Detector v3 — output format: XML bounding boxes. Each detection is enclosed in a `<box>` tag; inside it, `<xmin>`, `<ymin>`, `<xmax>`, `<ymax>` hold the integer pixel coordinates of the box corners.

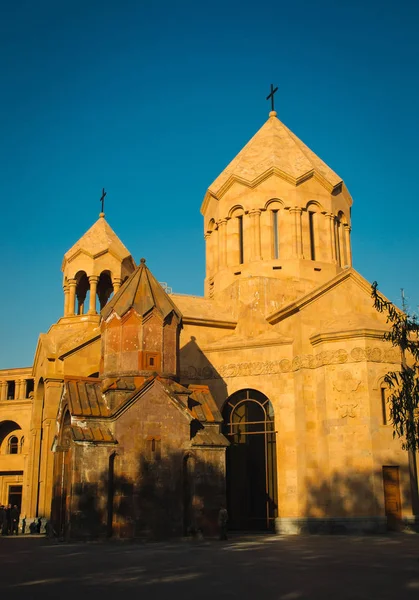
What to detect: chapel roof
<box><xmin>206</xmin><ymin>111</ymin><xmax>343</xmax><ymax>199</ymax></box>
<box><xmin>64</xmin><ymin>377</ymin><xmax>110</xmax><ymax>417</ymax></box>
<box><xmin>63</xmin><ymin>214</ymin><xmax>133</xmax><ymax>263</ymax></box>
<box><xmin>101</xmin><ymin>259</ymin><xmax>182</xmax><ymax>321</ymax></box>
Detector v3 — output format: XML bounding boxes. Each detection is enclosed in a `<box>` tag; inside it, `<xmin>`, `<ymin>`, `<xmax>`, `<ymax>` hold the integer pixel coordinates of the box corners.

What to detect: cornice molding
<box><xmin>182</xmin><ymin>316</ymin><xmax>236</xmax><ymax>330</ymax></box>
<box><xmin>310</xmin><ymin>328</ymin><xmax>389</xmax><ymax>346</ymax></box>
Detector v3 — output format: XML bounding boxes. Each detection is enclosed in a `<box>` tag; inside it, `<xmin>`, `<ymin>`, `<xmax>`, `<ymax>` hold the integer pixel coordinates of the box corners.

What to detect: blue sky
<box><xmin>0</xmin><ymin>0</ymin><xmax>418</xmax><ymax>368</ymax></box>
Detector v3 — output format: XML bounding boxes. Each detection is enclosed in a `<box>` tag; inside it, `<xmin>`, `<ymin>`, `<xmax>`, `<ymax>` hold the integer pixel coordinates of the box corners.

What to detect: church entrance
<box><xmin>222</xmin><ymin>389</ymin><xmax>277</xmax><ymax>531</ymax></box>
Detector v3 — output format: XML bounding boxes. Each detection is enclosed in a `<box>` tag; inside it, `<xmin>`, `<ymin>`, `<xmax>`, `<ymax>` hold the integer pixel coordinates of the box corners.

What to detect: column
<box><xmin>290</xmin><ymin>208</ymin><xmax>303</xmax><ymax>258</ymax></box>
<box><xmin>211</xmin><ymin>227</ymin><xmax>219</xmax><ymax>273</ymax></box>
<box><xmin>112</xmin><ymin>277</ymin><xmax>122</xmax><ymax>294</ymax></box>
<box><xmin>17</xmin><ymin>379</ymin><xmax>25</xmax><ymax>399</ymax></box>
<box><xmin>204</xmin><ymin>233</ymin><xmax>213</xmax><ymax>277</ymax></box>
<box><xmin>63</xmin><ymin>284</ymin><xmax>70</xmax><ymax>316</ymax></box>
<box><xmin>67</xmin><ymin>279</ymin><xmax>77</xmax><ymax>316</ymax></box>
<box><xmin>249</xmin><ymin>209</ymin><xmax>262</xmax><ymax>261</ymax></box>
<box><xmin>88</xmin><ymin>276</ymin><xmax>99</xmax><ymax>314</ymax></box>
<box><xmin>344</xmin><ymin>224</ymin><xmax>352</xmax><ymax>267</ymax></box>
<box><xmin>217</xmin><ymin>219</ymin><xmax>228</xmax><ymax>268</ymax></box>
<box><xmin>326</xmin><ymin>213</ymin><xmax>337</xmax><ymax>263</ymax></box>
<box><xmin>0</xmin><ymin>381</ymin><xmax>6</xmax><ymax>401</ymax></box>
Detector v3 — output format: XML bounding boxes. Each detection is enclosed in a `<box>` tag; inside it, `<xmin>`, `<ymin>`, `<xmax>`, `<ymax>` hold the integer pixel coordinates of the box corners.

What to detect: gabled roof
<box><xmin>63</xmin><ymin>214</ymin><xmax>133</xmax><ymax>263</ymax></box>
<box><xmin>266</xmin><ymin>268</ymin><xmax>388</xmax><ymax>326</ymax></box>
<box><xmin>206</xmin><ymin>111</ymin><xmax>343</xmax><ymax>201</ymax></box>
<box><xmin>102</xmin><ymin>259</ymin><xmax>182</xmax><ymax>321</ymax></box>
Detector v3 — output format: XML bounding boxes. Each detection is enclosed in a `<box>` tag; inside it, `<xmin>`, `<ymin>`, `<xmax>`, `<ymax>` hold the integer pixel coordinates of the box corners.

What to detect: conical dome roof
<box><xmin>101</xmin><ymin>259</ymin><xmax>182</xmax><ymax>321</ymax></box>
<box><xmin>64</xmin><ymin>214</ymin><xmax>132</xmax><ymax>263</ymax></box>
<box><xmin>207</xmin><ymin>111</ymin><xmax>343</xmax><ymax>200</ymax></box>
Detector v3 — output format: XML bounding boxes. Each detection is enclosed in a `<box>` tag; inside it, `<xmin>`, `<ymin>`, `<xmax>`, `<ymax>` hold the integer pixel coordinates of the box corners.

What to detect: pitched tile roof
<box><xmin>101</xmin><ymin>259</ymin><xmax>182</xmax><ymax>321</ymax></box>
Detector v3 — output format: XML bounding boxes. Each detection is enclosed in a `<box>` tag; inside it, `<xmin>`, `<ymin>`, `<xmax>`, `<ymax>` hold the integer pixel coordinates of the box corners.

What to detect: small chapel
<box><xmin>0</xmin><ymin>103</ymin><xmax>416</xmax><ymax>537</ymax></box>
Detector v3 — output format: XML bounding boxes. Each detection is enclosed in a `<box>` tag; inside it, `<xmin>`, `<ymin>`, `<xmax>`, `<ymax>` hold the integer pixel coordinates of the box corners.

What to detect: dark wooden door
<box><xmin>382</xmin><ymin>466</ymin><xmax>402</xmax><ymax>530</ymax></box>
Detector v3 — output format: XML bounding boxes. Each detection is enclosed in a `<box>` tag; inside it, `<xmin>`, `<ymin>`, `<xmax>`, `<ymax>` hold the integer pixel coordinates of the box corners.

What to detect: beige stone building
<box><xmin>0</xmin><ymin>109</ymin><xmax>416</xmax><ymax>535</ymax></box>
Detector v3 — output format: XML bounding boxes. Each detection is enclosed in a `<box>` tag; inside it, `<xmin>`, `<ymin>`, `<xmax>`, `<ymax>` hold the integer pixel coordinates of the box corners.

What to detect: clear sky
<box><xmin>0</xmin><ymin>0</ymin><xmax>418</xmax><ymax>368</ymax></box>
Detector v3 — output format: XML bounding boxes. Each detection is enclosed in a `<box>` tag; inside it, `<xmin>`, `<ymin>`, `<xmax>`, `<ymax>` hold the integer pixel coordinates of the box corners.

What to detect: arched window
<box><xmin>8</xmin><ymin>436</ymin><xmax>18</xmax><ymax>454</ymax></box>
<box><xmin>238</xmin><ymin>216</ymin><xmax>244</xmax><ymax>264</ymax></box>
<box><xmin>227</xmin><ymin>207</ymin><xmax>245</xmax><ymax>266</ymax></box>
<box><xmin>272</xmin><ymin>210</ymin><xmax>279</xmax><ymax>259</ymax></box>
<box><xmin>308</xmin><ymin>211</ymin><xmax>316</xmax><ymax>260</ymax></box>
<box><xmin>380</xmin><ymin>385</ymin><xmax>389</xmax><ymax>425</ymax></box>
<box><xmin>0</xmin><ymin>421</ymin><xmax>22</xmax><ymax>454</ymax></box>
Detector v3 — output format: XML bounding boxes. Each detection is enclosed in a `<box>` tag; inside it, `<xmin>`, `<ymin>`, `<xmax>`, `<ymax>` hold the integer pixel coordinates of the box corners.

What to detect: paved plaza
<box><xmin>1</xmin><ymin>533</ymin><xmax>419</xmax><ymax>599</ymax></box>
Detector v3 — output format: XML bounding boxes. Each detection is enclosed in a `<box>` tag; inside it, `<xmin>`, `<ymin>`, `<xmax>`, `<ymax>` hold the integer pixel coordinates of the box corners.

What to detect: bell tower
<box><xmin>201</xmin><ymin>110</ymin><xmax>353</xmax><ymax>302</ymax></box>
<box><xmin>61</xmin><ymin>211</ymin><xmax>136</xmax><ymax>319</ymax></box>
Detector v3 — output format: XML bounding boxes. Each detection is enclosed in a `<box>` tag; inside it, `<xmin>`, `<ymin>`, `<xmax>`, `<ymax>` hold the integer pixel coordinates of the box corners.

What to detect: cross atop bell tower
<box><xmin>266</xmin><ymin>83</ymin><xmax>278</xmax><ymax>113</ymax></box>
<box><xmin>99</xmin><ymin>188</ymin><xmax>107</xmax><ymax>217</ymax></box>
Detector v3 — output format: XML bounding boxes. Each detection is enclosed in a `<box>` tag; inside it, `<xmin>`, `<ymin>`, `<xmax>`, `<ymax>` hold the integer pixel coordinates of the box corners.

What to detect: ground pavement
<box><xmin>1</xmin><ymin>533</ymin><xmax>419</xmax><ymax>599</ymax></box>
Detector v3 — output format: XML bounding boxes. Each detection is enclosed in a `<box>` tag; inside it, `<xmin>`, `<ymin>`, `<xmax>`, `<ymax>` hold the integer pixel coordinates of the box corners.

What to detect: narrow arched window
<box><xmin>381</xmin><ymin>386</ymin><xmax>388</xmax><ymax>425</ymax></box>
<box><xmin>272</xmin><ymin>210</ymin><xmax>279</xmax><ymax>259</ymax></box>
<box><xmin>335</xmin><ymin>217</ymin><xmax>341</xmax><ymax>266</ymax></box>
<box><xmin>238</xmin><ymin>215</ymin><xmax>244</xmax><ymax>264</ymax></box>
<box><xmin>8</xmin><ymin>436</ymin><xmax>18</xmax><ymax>454</ymax></box>
<box><xmin>309</xmin><ymin>211</ymin><xmax>316</xmax><ymax>260</ymax></box>
<box><xmin>146</xmin><ymin>437</ymin><xmax>161</xmax><ymax>461</ymax></box>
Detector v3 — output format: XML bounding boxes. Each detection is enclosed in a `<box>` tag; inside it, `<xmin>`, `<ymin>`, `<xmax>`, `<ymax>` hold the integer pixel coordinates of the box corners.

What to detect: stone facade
<box><xmin>0</xmin><ymin>109</ymin><xmax>416</xmax><ymax>536</ymax></box>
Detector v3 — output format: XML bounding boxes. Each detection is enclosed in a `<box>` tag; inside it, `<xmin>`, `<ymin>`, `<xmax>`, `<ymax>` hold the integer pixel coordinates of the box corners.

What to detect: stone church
<box><xmin>0</xmin><ymin>108</ymin><xmax>415</xmax><ymax>537</ymax></box>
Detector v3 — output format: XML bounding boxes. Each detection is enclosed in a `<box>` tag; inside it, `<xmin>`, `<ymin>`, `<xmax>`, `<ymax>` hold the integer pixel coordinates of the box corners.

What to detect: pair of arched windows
<box><xmin>7</xmin><ymin>435</ymin><xmax>24</xmax><ymax>454</ymax></box>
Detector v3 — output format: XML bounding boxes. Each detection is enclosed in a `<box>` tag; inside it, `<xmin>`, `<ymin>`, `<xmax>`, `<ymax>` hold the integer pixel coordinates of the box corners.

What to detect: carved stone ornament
<box><xmin>180</xmin><ymin>346</ymin><xmax>400</xmax><ymax>381</ymax></box>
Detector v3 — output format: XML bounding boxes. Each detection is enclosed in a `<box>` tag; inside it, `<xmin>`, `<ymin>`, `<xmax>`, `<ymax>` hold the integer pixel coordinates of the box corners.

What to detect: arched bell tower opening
<box><xmin>222</xmin><ymin>389</ymin><xmax>278</xmax><ymax>531</ymax></box>
<box><xmin>75</xmin><ymin>271</ymin><xmax>89</xmax><ymax>315</ymax></box>
<box><xmin>97</xmin><ymin>270</ymin><xmax>114</xmax><ymax>310</ymax></box>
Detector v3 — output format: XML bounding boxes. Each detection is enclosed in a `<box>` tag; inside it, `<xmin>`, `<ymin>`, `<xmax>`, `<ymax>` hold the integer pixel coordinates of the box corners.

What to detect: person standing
<box><xmin>6</xmin><ymin>505</ymin><xmax>12</xmax><ymax>535</ymax></box>
<box><xmin>11</xmin><ymin>505</ymin><xmax>19</xmax><ymax>535</ymax></box>
<box><xmin>0</xmin><ymin>505</ymin><xmax>7</xmax><ymax>535</ymax></box>
<box><xmin>218</xmin><ymin>505</ymin><xmax>228</xmax><ymax>540</ymax></box>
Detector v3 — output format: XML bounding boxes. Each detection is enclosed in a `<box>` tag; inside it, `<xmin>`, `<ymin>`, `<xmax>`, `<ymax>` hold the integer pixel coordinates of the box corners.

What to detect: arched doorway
<box><xmin>222</xmin><ymin>389</ymin><xmax>278</xmax><ymax>531</ymax></box>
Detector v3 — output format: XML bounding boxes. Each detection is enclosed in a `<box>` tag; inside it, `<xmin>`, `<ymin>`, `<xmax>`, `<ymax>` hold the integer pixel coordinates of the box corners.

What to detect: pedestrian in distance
<box><xmin>11</xmin><ymin>505</ymin><xmax>19</xmax><ymax>535</ymax></box>
<box><xmin>218</xmin><ymin>505</ymin><xmax>228</xmax><ymax>540</ymax></box>
<box><xmin>0</xmin><ymin>505</ymin><xmax>7</xmax><ymax>536</ymax></box>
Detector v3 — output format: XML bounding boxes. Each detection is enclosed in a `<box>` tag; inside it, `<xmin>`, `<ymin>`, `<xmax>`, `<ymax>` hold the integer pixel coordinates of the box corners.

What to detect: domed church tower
<box><xmin>201</xmin><ymin>109</ymin><xmax>353</xmax><ymax>308</ymax></box>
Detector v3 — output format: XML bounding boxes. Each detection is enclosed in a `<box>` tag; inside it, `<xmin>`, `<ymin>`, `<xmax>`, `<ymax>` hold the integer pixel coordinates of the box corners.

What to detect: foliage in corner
<box><xmin>371</xmin><ymin>282</ymin><xmax>419</xmax><ymax>452</ymax></box>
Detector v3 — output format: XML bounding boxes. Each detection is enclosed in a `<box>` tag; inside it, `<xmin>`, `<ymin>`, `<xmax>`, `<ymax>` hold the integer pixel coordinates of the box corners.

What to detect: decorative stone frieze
<box><xmin>180</xmin><ymin>346</ymin><xmax>400</xmax><ymax>381</ymax></box>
